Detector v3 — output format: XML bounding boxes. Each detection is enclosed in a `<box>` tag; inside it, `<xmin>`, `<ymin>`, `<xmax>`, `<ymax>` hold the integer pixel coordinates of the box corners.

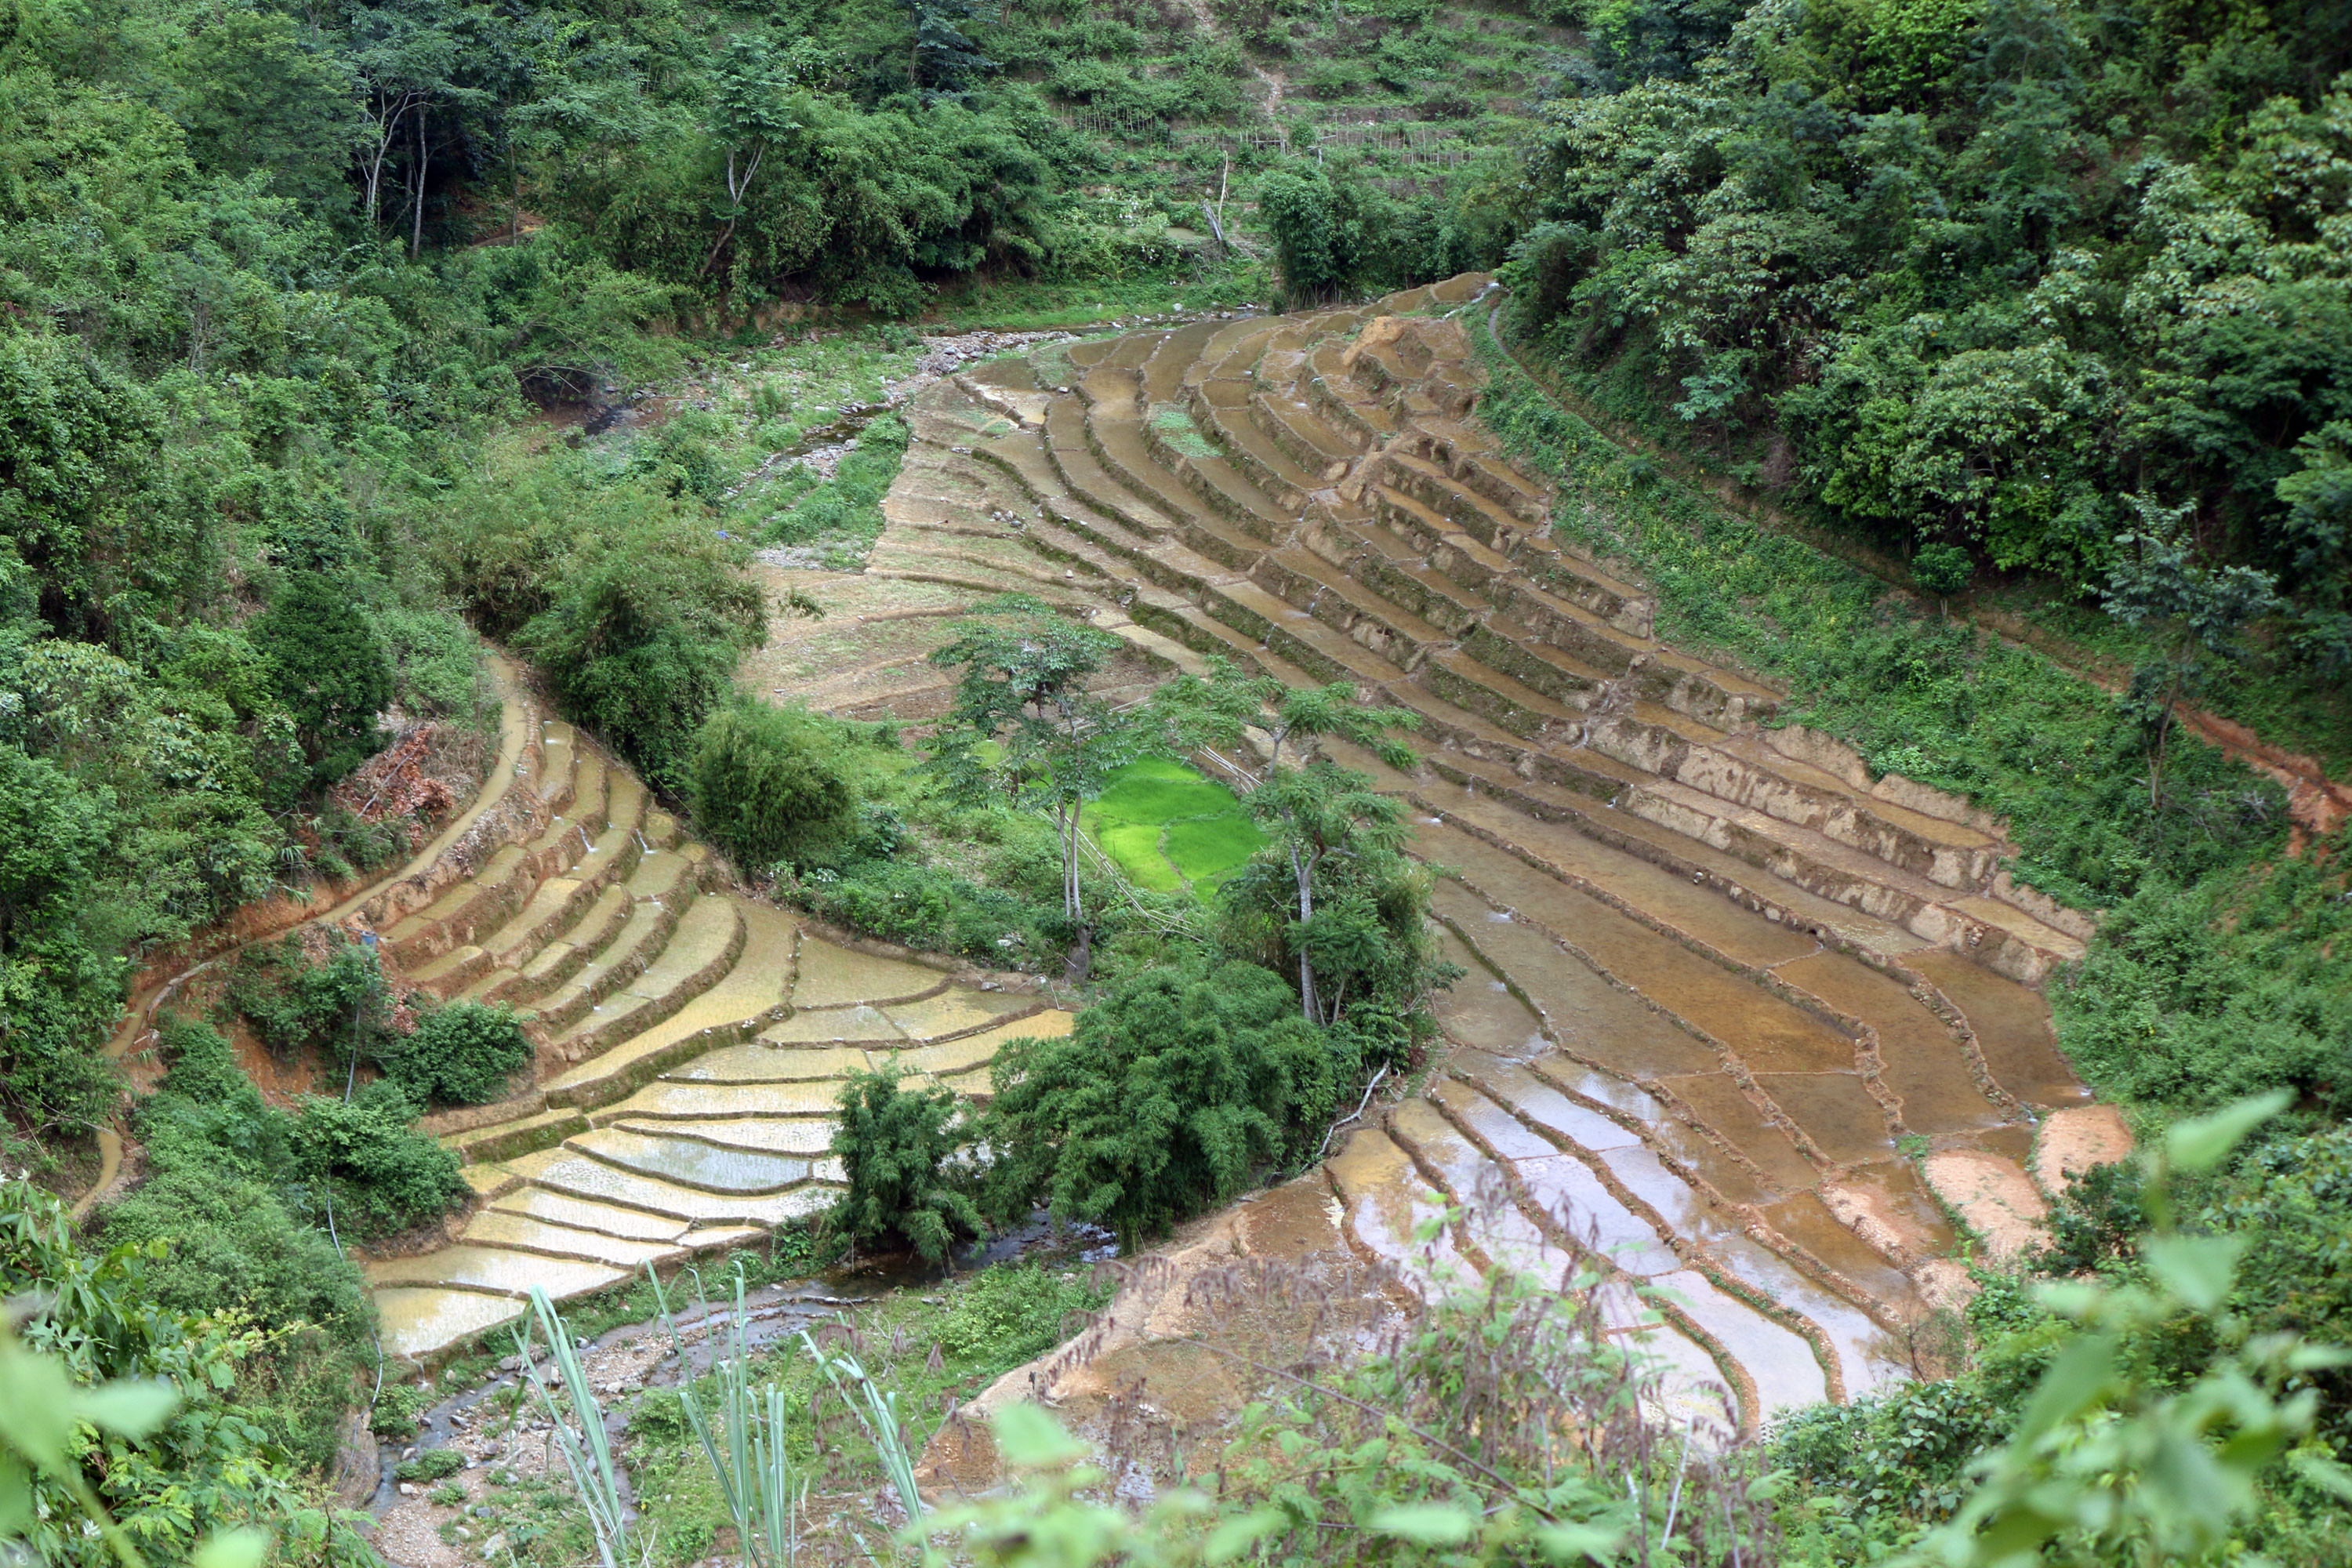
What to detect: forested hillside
<box><xmin>2</xmin><ymin>0</ymin><xmax>2350</xmax><ymax>1563</ymax></box>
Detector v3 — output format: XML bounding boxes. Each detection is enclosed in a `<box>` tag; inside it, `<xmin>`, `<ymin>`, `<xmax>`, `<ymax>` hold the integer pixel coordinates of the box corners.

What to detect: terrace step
<box><xmin>727</xmin><ymin>278</ymin><xmax>2117</xmax><ymax>1413</ymax></box>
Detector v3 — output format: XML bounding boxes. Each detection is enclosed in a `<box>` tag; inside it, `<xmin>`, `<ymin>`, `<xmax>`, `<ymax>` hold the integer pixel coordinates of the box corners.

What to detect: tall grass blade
<box><xmin>513</xmin><ymin>1286</ymin><xmax>643</xmax><ymax>1568</ymax></box>
<box><xmin>645</xmin><ymin>1262</ymin><xmax>800</xmax><ymax>1568</ymax></box>
<box><xmin>801</xmin><ymin>1329</ymin><xmax>925</xmax><ymax>1528</ymax></box>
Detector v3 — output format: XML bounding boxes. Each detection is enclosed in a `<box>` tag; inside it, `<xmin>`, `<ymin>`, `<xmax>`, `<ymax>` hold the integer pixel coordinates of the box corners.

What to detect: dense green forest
<box><xmin>3</xmin><ymin>0</ymin><xmax>2350</xmax><ymax>1562</ymax></box>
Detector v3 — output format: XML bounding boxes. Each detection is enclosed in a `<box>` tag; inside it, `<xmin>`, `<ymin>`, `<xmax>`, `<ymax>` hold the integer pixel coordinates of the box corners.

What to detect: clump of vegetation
<box><xmin>514</xmin><ymin>518</ymin><xmax>776</xmax><ymax>796</ymax></box>
<box><xmin>250</xmin><ymin>572</ymin><xmax>396</xmax><ymax>788</ymax></box>
<box><xmin>688</xmin><ymin>698</ymin><xmax>870</xmax><ymax>875</ymax></box>
<box><xmin>833</xmin><ymin>1064</ymin><xmax>985</xmax><ymax>1268</ymax></box>
<box><xmin>222</xmin><ymin>931</ymin><xmax>387</xmax><ymax>1063</ymax></box>
<box><xmin>759</xmin><ymin>412</ymin><xmax>912</xmax><ymax>566</ymax></box>
<box><xmin>375</xmin><ymin>1000</ymin><xmax>534</xmax><ymax>1108</ymax></box>
<box><xmin>981</xmin><ymin>957</ymin><xmax>1355</xmax><ymax>1247</ymax></box>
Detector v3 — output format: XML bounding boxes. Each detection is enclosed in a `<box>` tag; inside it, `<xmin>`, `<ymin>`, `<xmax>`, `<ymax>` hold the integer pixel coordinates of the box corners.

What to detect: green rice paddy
<box><xmin>1083</xmin><ymin>757</ymin><xmax>1265</xmax><ymax>898</ymax></box>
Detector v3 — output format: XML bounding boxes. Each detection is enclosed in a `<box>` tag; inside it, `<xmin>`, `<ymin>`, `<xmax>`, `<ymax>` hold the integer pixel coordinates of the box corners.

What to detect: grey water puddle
<box><xmin>371</xmin><ymin>1279</ymin><xmax>857</xmax><ymax>1518</ymax></box>
<box><xmin>372</xmin><ymin>1218</ymin><xmax>1120</xmax><ymax>1519</ymax></box>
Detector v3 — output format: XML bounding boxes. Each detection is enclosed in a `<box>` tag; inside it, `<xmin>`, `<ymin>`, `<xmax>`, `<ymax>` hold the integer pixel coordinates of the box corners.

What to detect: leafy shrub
<box><xmin>223</xmin><ymin>932</ymin><xmax>387</xmax><ymax>1062</ymax></box>
<box><xmin>372</xmin><ymin>1382</ymin><xmax>430</xmax><ymax>1441</ymax></box>
<box><xmin>932</xmin><ymin>1263</ymin><xmax>1104</xmax><ymax>1376</ymax></box>
<box><xmin>250</xmin><ymin>570</ymin><xmax>394</xmax><ymax>786</ymax></box>
<box><xmin>376</xmin><ymin>1000</ymin><xmax>532</xmax><ymax>1106</ymax></box>
<box><xmin>289</xmin><ymin>1080</ymin><xmax>466</xmax><ymax>1237</ymax></box>
<box><xmin>517</xmin><ymin>517</ymin><xmax>768</xmax><ymax>794</ymax></box>
<box><xmin>368</xmin><ymin>602</ymin><xmax>490</xmax><ymax>720</ymax></box>
<box><xmin>1913</xmin><ymin>541</ymin><xmax>1976</xmax><ymax>599</ymax></box>
<box><xmin>1258</xmin><ymin>166</ymin><xmax>1374</xmax><ymax>305</ymax></box>
<box><xmin>396</xmin><ymin>1448</ymin><xmax>466</xmax><ymax>1483</ymax></box>
<box><xmin>688</xmin><ymin>699</ymin><xmax>864</xmax><ymax>873</ymax></box>
<box><xmin>982</xmin><ymin>957</ymin><xmax>1356</xmax><ymax>1245</ymax></box>
<box><xmin>833</xmin><ymin>1065</ymin><xmax>984</xmax><ymax>1267</ymax></box>
<box><xmin>2052</xmin><ymin>862</ymin><xmax>2351</xmax><ymax>1116</ymax></box>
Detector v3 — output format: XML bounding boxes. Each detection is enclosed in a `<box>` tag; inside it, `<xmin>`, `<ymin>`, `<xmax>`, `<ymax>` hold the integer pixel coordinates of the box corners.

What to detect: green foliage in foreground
<box><xmin>2</xmin><ymin>1181</ymin><xmax>372</xmax><ymax>1567</ymax></box>
<box><xmin>1781</xmin><ymin>1097</ymin><xmax>2352</xmax><ymax>1568</ymax></box>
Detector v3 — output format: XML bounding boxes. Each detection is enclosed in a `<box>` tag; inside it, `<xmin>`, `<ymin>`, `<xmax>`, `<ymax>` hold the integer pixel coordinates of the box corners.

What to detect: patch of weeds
<box><xmin>396</xmin><ymin>1447</ymin><xmax>466</xmax><ymax>1483</ymax></box>
<box><xmin>627</xmin><ymin>1259</ymin><xmax>1111</xmax><ymax>1564</ymax></box>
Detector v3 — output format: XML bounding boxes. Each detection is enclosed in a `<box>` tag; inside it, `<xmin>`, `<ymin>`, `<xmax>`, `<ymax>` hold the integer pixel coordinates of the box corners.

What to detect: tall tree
<box><xmin>1152</xmin><ymin>663</ymin><xmax>1425</xmax><ymax>1025</ymax></box>
<box><xmin>927</xmin><ymin>596</ymin><xmax>1144</xmax><ymax>971</ymax></box>
<box><xmin>700</xmin><ymin>32</ymin><xmax>810</xmax><ymax>277</ymax></box>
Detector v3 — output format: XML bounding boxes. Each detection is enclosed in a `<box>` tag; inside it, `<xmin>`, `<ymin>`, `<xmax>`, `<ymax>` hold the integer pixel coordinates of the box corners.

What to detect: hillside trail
<box><xmin>759</xmin><ymin>273</ymin><xmax>2143</xmax><ymax>1472</ymax></box>
<box><xmin>1482</xmin><ymin>309</ymin><xmax>2352</xmax><ymax>846</ymax></box>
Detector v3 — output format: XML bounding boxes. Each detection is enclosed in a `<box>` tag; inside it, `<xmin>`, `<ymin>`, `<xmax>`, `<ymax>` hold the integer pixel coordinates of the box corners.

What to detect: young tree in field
<box><xmin>927</xmin><ymin>597</ymin><xmax>1147</xmax><ymax>971</ymax></box>
<box><xmin>1150</xmin><ymin>661</ymin><xmax>1433</xmax><ymax>1030</ymax></box>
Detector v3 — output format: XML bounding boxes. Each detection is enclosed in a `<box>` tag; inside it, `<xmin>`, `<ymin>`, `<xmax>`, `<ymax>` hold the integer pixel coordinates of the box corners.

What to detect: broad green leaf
<box><xmin>2162</xmin><ymin>1089</ymin><xmax>2290</xmax><ymax>1173</ymax></box>
<box><xmin>1367</xmin><ymin>1502</ymin><xmax>1476</xmax><ymax>1545</ymax></box>
<box><xmin>75</xmin><ymin>1381</ymin><xmax>181</xmax><ymax>1440</ymax></box>
<box><xmin>192</xmin><ymin>1528</ymin><xmax>272</xmax><ymax>1568</ymax></box>
<box><xmin>2288</xmin><ymin>1450</ymin><xmax>2352</xmax><ymax>1503</ymax></box>
<box><xmin>2141</xmin><ymin>1234</ymin><xmax>2244</xmax><ymax>1312</ymax></box>
<box><xmin>1533</xmin><ymin>1520</ymin><xmax>1624</xmax><ymax>1563</ymax></box>
<box><xmin>992</xmin><ymin>1403</ymin><xmax>1088</xmax><ymax>1470</ymax></box>
<box><xmin>0</xmin><ymin>1452</ymin><xmax>32</xmax><ymax>1539</ymax></box>
<box><xmin>1203</xmin><ymin>1506</ymin><xmax>1287</xmax><ymax>1563</ymax></box>
<box><xmin>2010</xmin><ymin>1332</ymin><xmax>2114</xmax><ymax>1446</ymax></box>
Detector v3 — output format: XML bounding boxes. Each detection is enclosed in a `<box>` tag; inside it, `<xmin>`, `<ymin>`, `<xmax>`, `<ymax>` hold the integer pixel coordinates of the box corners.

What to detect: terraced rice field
<box><xmin>90</xmin><ymin>658</ymin><xmax>1073</xmax><ymax>1366</ymax></box>
<box><xmin>768</xmin><ymin>273</ymin><xmax>2128</xmax><ymax>1432</ymax></box>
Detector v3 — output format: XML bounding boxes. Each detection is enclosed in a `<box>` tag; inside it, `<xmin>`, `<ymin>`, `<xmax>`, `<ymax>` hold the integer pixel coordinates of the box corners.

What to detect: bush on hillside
<box><xmin>376</xmin><ymin>1000</ymin><xmax>532</xmax><ymax>1106</ymax></box>
<box><xmin>222</xmin><ymin>931</ymin><xmax>388</xmax><ymax>1063</ymax></box>
<box><xmin>2052</xmin><ymin>862</ymin><xmax>2352</xmax><ymax>1116</ymax></box>
<box><xmin>982</xmin><ymin>958</ymin><xmax>1355</xmax><ymax>1245</ymax></box>
<box><xmin>517</xmin><ymin>517</ymin><xmax>768</xmax><ymax>794</ymax></box>
<box><xmin>833</xmin><ymin>1064</ymin><xmax>985</xmax><ymax>1267</ymax></box>
<box><xmin>289</xmin><ymin>1080</ymin><xmax>466</xmax><ymax>1237</ymax></box>
<box><xmin>688</xmin><ymin>698</ymin><xmax>863</xmax><ymax>873</ymax></box>
<box><xmin>5</xmin><ymin>1179</ymin><xmax>372</xmax><ymax>1559</ymax></box>
<box><xmin>250</xmin><ymin>571</ymin><xmax>394</xmax><ymax>786</ymax></box>
<box><xmin>100</xmin><ymin>1018</ymin><xmax>380</xmax><ymax>1471</ymax></box>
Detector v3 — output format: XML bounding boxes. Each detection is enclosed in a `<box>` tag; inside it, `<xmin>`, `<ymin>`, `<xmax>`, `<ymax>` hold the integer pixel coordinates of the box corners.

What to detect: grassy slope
<box><xmin>1085</xmin><ymin>758</ymin><xmax>1266</xmax><ymax>897</ymax></box>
